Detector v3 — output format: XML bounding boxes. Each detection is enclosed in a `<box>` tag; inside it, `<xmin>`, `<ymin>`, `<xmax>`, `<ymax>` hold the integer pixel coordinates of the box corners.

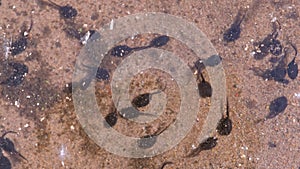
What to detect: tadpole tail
<box><xmin>132</xmin><ymin>45</ymin><xmax>151</xmax><ymax>51</ymax></box>
<box><xmin>1</xmin><ymin>131</ymin><xmax>17</xmax><ymax>138</ymax></box>
<box><xmin>150</xmin><ymin>82</ymin><xmax>167</xmax><ymax>96</ymax></box>
<box><xmin>185</xmin><ymin>145</ymin><xmax>203</xmax><ymax>158</ymax></box>
<box><xmin>271</xmin><ymin>20</ymin><xmax>281</xmax><ymax>38</ymax></box>
<box><xmin>288</xmin><ymin>42</ymin><xmax>298</xmax><ymax>57</ymax></box>
<box><xmin>46</xmin><ymin>0</ymin><xmax>61</xmax><ymax>9</ymax></box>
<box><xmin>236</xmin><ymin>9</ymin><xmax>247</xmax><ymax>26</ymax></box>
<box><xmin>226</xmin><ymin>97</ymin><xmax>230</xmax><ymax>117</ymax></box>
<box><xmin>159</xmin><ymin>161</ymin><xmax>173</xmax><ymax>169</ymax></box>
<box><xmin>27</xmin><ymin>19</ymin><xmax>34</xmax><ymax>35</ymax></box>
<box><xmin>233</xmin><ymin>8</ymin><xmax>248</xmax><ymax>27</ymax></box>
<box><xmin>200</xmin><ymin>73</ymin><xmax>206</xmax><ymax>82</ymax></box>
<box><xmin>17</xmin><ymin>152</ymin><xmax>28</xmax><ymax>162</ymax></box>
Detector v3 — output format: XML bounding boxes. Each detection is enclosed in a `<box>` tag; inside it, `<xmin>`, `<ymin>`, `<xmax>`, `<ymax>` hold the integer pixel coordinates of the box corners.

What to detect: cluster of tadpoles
<box><xmin>0</xmin><ymin>20</ymin><xmax>32</xmax><ymax>87</ymax></box>
<box><xmin>185</xmin><ymin>98</ymin><xmax>232</xmax><ymax>158</ymax></box>
<box><xmin>222</xmin><ymin>8</ymin><xmax>298</xmax><ymax>85</ymax></box>
<box><xmin>251</xmin><ymin>21</ymin><xmax>298</xmax><ymax>84</ymax></box>
<box><xmin>103</xmin><ymin>35</ymin><xmax>170</xmax><ymax>127</ymax></box>
<box><xmin>0</xmin><ymin>1</ymin><xmax>79</xmax><ymax>168</ymax></box>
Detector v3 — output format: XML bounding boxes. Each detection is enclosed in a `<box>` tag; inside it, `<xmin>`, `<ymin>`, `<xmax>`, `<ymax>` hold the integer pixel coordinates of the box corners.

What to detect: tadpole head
<box><xmin>1</xmin><ymin>138</ymin><xmax>17</xmax><ymax>154</ymax></box>
<box><xmin>270</xmin><ymin>67</ymin><xmax>288</xmax><ymax>84</ymax></box>
<box><xmin>104</xmin><ymin>112</ymin><xmax>118</xmax><ymax>127</ymax></box>
<box><xmin>198</xmin><ymin>82</ymin><xmax>212</xmax><ymax>98</ymax></box>
<box><xmin>149</xmin><ymin>35</ymin><xmax>170</xmax><ymax>47</ymax></box>
<box><xmin>198</xmin><ymin>74</ymin><xmax>212</xmax><ymax>98</ymax></box>
<box><xmin>216</xmin><ymin>117</ymin><xmax>232</xmax><ymax>135</ymax></box>
<box><xmin>111</xmin><ymin>45</ymin><xmax>133</xmax><ymax>57</ymax></box>
<box><xmin>59</xmin><ymin>5</ymin><xmax>78</xmax><ymax>19</ymax></box>
<box><xmin>223</xmin><ymin>26</ymin><xmax>241</xmax><ymax>42</ymax></box>
<box><xmin>131</xmin><ymin>93</ymin><xmax>150</xmax><ymax>108</ymax></box>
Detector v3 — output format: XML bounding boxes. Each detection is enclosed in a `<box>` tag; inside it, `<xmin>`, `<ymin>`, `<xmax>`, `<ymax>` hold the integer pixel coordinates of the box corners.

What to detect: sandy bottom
<box><xmin>0</xmin><ymin>0</ymin><xmax>299</xmax><ymax>169</ymax></box>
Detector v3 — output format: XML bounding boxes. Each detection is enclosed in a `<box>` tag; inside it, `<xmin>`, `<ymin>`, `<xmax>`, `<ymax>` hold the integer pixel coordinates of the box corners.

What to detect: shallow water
<box><xmin>0</xmin><ymin>0</ymin><xmax>299</xmax><ymax>169</ymax></box>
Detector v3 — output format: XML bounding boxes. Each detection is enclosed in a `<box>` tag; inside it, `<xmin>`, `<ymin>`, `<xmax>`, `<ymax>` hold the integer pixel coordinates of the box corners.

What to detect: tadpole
<box><xmin>10</xmin><ymin>20</ymin><xmax>33</xmax><ymax>56</ymax></box>
<box><xmin>186</xmin><ymin>137</ymin><xmax>218</xmax><ymax>157</ymax></box>
<box><xmin>46</xmin><ymin>0</ymin><xmax>78</xmax><ymax>19</ymax></box>
<box><xmin>131</xmin><ymin>88</ymin><xmax>165</xmax><ymax>108</ymax></box>
<box><xmin>216</xmin><ymin>98</ymin><xmax>232</xmax><ymax>135</ymax></box>
<box><xmin>223</xmin><ymin>9</ymin><xmax>246</xmax><ymax>42</ymax></box>
<box><xmin>266</xmin><ymin>96</ymin><xmax>288</xmax><ymax>119</ymax></box>
<box><xmin>287</xmin><ymin>43</ymin><xmax>298</xmax><ymax>80</ymax></box>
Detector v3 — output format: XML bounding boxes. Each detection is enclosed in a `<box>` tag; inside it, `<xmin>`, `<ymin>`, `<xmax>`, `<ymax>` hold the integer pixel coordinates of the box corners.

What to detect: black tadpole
<box><xmin>287</xmin><ymin>43</ymin><xmax>298</xmax><ymax>80</ymax></box>
<box><xmin>186</xmin><ymin>137</ymin><xmax>218</xmax><ymax>157</ymax></box>
<box><xmin>266</xmin><ymin>96</ymin><xmax>288</xmax><ymax>119</ymax></box>
<box><xmin>47</xmin><ymin>0</ymin><xmax>77</xmax><ymax>19</ymax></box>
<box><xmin>10</xmin><ymin>20</ymin><xmax>33</xmax><ymax>56</ymax></box>
<box><xmin>217</xmin><ymin>98</ymin><xmax>232</xmax><ymax>135</ymax></box>
<box><xmin>288</xmin><ymin>57</ymin><xmax>298</xmax><ymax>79</ymax></box>
<box><xmin>223</xmin><ymin>9</ymin><xmax>246</xmax><ymax>42</ymax></box>
<box><xmin>131</xmin><ymin>88</ymin><xmax>165</xmax><ymax>108</ymax></box>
